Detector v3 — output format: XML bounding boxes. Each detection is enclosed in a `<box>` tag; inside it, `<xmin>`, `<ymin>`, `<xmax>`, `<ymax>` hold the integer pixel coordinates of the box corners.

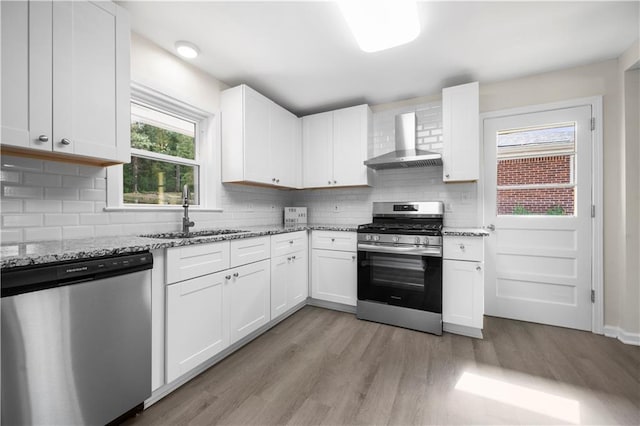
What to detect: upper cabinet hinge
<box><xmin>591</xmin><ymin>289</ymin><xmax>595</xmax><ymax>303</ymax></box>
<box><xmin>591</xmin><ymin>205</ymin><xmax>596</xmax><ymax>218</ymax></box>
<box><xmin>591</xmin><ymin>117</ymin><xmax>596</xmax><ymax>131</ymax></box>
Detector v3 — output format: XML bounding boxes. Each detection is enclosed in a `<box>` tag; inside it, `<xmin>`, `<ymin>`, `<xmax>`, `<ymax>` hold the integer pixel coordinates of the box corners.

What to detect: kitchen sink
<box><xmin>141</xmin><ymin>229</ymin><xmax>248</xmax><ymax>239</ymax></box>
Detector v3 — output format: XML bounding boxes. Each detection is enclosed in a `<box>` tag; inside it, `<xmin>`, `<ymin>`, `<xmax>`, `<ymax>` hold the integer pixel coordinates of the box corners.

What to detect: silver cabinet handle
<box><xmin>331</xmin><ymin>238</ymin><xmax>335</xmax><ymax>242</ymax></box>
<box><xmin>476</xmin><ymin>265</ymin><xmax>482</xmax><ymax>271</ymax></box>
<box><xmin>289</xmin><ymin>240</ymin><xmax>294</xmax><ymax>244</ymax></box>
<box><xmin>327</xmin><ymin>180</ymin><xmax>331</xmax><ymax>185</ymax></box>
<box><xmin>459</xmin><ymin>243</ymin><xmax>465</xmax><ymax>250</ymax></box>
<box><xmin>287</xmin><ymin>257</ymin><xmax>292</xmax><ymax>261</ymax></box>
<box><xmin>233</xmin><ymin>272</ymin><xmax>239</xmax><ymax>278</ymax></box>
<box><xmin>352</xmin><ymin>255</ymin><xmax>356</xmax><ymax>260</ymax></box>
<box><xmin>60</xmin><ymin>138</ymin><xmax>71</xmax><ymax>145</ymax></box>
<box><xmin>38</xmin><ymin>135</ymin><xmax>49</xmax><ymax>142</ymax></box>
<box><xmin>225</xmin><ymin>275</ymin><xmax>231</xmax><ymax>280</ymax></box>
<box><xmin>333</xmin><ymin>180</ymin><xmax>337</xmax><ymax>184</ymax></box>
<box><xmin>486</xmin><ymin>224</ymin><xmax>495</xmax><ymax>231</ymax></box>
<box><xmin>276</xmin><ymin>178</ymin><xmax>280</xmax><ymax>183</ymax></box>
<box><xmin>445</xmin><ymin>173</ymin><xmax>450</xmax><ymax>178</ymax></box>
<box><xmin>292</xmin><ymin>255</ymin><xmax>296</xmax><ymax>260</ymax></box>
<box><xmin>272</xmin><ymin>178</ymin><xmax>276</xmax><ymax>182</ymax></box>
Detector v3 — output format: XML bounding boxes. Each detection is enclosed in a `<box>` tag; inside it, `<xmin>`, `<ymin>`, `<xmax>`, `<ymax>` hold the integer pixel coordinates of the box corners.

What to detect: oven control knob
<box><xmin>373</xmin><ymin>235</ymin><xmax>380</xmax><ymax>241</ymax></box>
<box><xmin>415</xmin><ymin>236</ymin><xmax>421</xmax><ymax>244</ymax></box>
<box><xmin>392</xmin><ymin>236</ymin><xmax>399</xmax><ymax>243</ymax></box>
<box><xmin>365</xmin><ymin>234</ymin><xmax>372</xmax><ymax>241</ymax></box>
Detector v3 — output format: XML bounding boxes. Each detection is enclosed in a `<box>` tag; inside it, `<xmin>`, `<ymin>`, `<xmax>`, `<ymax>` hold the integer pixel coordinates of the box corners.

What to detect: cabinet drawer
<box><xmin>444</xmin><ymin>236</ymin><xmax>484</xmax><ymax>261</ymax></box>
<box><xmin>230</xmin><ymin>236</ymin><xmax>270</xmax><ymax>268</ymax></box>
<box><xmin>271</xmin><ymin>231</ymin><xmax>307</xmax><ymax>256</ymax></box>
<box><xmin>311</xmin><ymin>230</ymin><xmax>357</xmax><ymax>252</ymax></box>
<box><xmin>166</xmin><ymin>241</ymin><xmax>230</xmax><ymax>284</ymax></box>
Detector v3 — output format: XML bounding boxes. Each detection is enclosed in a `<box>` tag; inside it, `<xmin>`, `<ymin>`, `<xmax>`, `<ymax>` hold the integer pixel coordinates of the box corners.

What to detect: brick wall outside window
<box><xmin>497</xmin><ymin>155</ymin><xmax>574</xmax><ymax>215</ymax></box>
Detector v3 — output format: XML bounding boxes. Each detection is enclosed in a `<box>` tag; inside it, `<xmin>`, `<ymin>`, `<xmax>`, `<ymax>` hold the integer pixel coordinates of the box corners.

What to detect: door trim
<box><xmin>478</xmin><ymin>96</ymin><xmax>603</xmax><ymax>334</ymax></box>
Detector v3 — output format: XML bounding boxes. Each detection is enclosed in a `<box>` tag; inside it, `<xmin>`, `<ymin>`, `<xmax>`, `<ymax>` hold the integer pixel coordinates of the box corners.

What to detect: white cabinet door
<box><xmin>0</xmin><ymin>0</ymin><xmax>52</xmax><ymax>151</ymax></box>
<box><xmin>270</xmin><ymin>105</ymin><xmax>298</xmax><ymax>187</ymax></box>
<box><xmin>311</xmin><ymin>249</ymin><xmax>357</xmax><ymax>306</ymax></box>
<box><xmin>333</xmin><ymin>105</ymin><xmax>370</xmax><ymax>186</ymax></box>
<box><xmin>442</xmin><ymin>81</ymin><xmax>479</xmax><ymax>182</ymax></box>
<box><xmin>443</xmin><ymin>259</ymin><xmax>484</xmax><ymax>329</ymax></box>
<box><xmin>288</xmin><ymin>250</ymin><xmax>309</xmax><ymax>306</ymax></box>
<box><xmin>1</xmin><ymin>0</ymin><xmax>130</xmax><ymax>164</ymax></box>
<box><xmin>302</xmin><ymin>111</ymin><xmax>333</xmax><ymax>188</ymax></box>
<box><xmin>270</xmin><ymin>254</ymin><xmax>290</xmax><ymax>320</ymax></box>
<box><xmin>166</xmin><ymin>270</ymin><xmax>229</xmax><ymax>383</ymax></box>
<box><xmin>243</xmin><ymin>87</ymin><xmax>271</xmax><ymax>184</ymax></box>
<box><xmin>227</xmin><ymin>259</ymin><xmax>271</xmax><ymax>344</ymax></box>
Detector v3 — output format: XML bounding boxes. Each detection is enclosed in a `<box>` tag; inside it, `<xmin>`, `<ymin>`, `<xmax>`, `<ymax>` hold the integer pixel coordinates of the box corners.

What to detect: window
<box><xmin>126</xmin><ymin>102</ymin><xmax>199</xmax><ymax>205</ymax></box>
<box><xmin>496</xmin><ymin>123</ymin><xmax>576</xmax><ymax>216</ymax></box>
<box><xmin>106</xmin><ymin>83</ymin><xmax>218</xmax><ymax>211</ymax></box>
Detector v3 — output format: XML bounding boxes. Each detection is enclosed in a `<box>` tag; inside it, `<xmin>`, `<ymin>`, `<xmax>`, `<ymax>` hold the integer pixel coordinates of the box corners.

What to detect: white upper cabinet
<box><xmin>442</xmin><ymin>81</ymin><xmax>479</xmax><ymax>182</ymax></box>
<box><xmin>302</xmin><ymin>104</ymin><xmax>371</xmax><ymax>188</ymax></box>
<box><xmin>0</xmin><ymin>0</ymin><xmax>130</xmax><ymax>166</ymax></box>
<box><xmin>221</xmin><ymin>84</ymin><xmax>301</xmax><ymax>189</ymax></box>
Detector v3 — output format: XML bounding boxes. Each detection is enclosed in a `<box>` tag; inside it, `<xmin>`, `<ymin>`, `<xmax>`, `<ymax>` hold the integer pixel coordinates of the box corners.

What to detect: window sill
<box><xmin>103</xmin><ymin>206</ymin><xmax>223</xmax><ymax>213</ymax></box>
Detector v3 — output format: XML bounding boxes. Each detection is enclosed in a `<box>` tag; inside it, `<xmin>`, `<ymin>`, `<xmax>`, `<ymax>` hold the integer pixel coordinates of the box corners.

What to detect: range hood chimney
<box><xmin>364</xmin><ymin>112</ymin><xmax>442</xmax><ymax>170</ymax></box>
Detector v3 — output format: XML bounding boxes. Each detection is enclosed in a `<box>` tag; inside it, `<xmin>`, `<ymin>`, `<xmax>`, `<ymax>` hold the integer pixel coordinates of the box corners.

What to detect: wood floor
<box><xmin>126</xmin><ymin>306</ymin><xmax>640</xmax><ymax>425</ymax></box>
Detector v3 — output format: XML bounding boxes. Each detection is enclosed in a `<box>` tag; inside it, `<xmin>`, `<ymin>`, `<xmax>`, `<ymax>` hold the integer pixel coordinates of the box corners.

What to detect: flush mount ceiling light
<box><xmin>175</xmin><ymin>41</ymin><xmax>200</xmax><ymax>59</ymax></box>
<box><xmin>338</xmin><ymin>0</ymin><xmax>421</xmax><ymax>53</ymax></box>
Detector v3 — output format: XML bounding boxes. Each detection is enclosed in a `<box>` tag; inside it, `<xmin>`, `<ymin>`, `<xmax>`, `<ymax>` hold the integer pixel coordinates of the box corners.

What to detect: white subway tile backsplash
<box><xmin>79</xmin><ymin>189</ymin><xmax>105</xmax><ymax>201</ymax></box>
<box><xmin>2</xmin><ymin>185</ymin><xmax>43</xmax><ymax>199</ymax></box>
<box><xmin>45</xmin><ymin>214</ymin><xmax>79</xmax><ymax>226</ymax></box>
<box><xmin>0</xmin><ymin>170</ymin><xmax>21</xmax><ymax>183</ymax></box>
<box><xmin>78</xmin><ymin>165</ymin><xmax>106</xmax><ymax>178</ymax></box>
<box><xmin>63</xmin><ymin>226</ymin><xmax>95</xmax><ymax>240</ymax></box>
<box><xmin>23</xmin><ymin>172</ymin><xmax>62</xmax><ymax>187</ymax></box>
<box><xmin>44</xmin><ymin>162</ymin><xmax>79</xmax><ymax>176</ymax></box>
<box><xmin>3</xmin><ymin>214</ymin><xmax>42</xmax><ymax>228</ymax></box>
<box><xmin>62</xmin><ymin>201</ymin><xmax>95</xmax><ymax>213</ymax></box>
<box><xmin>94</xmin><ymin>224</ymin><xmax>124</xmax><ymax>237</ymax></box>
<box><xmin>94</xmin><ymin>178</ymin><xmax>106</xmax><ymax>190</ymax></box>
<box><xmin>1</xmin><ymin>229</ymin><xmax>23</xmax><ymax>244</ymax></box>
<box><xmin>63</xmin><ymin>175</ymin><xmax>94</xmax><ymax>188</ymax></box>
<box><xmin>24</xmin><ymin>227</ymin><xmax>62</xmax><ymax>242</ymax></box>
<box><xmin>1</xmin><ymin>199</ymin><xmax>23</xmax><ymax>213</ymax></box>
<box><xmin>79</xmin><ymin>213</ymin><xmax>110</xmax><ymax>225</ymax></box>
<box><xmin>45</xmin><ymin>187</ymin><xmax>78</xmax><ymax>200</ymax></box>
<box><xmin>25</xmin><ymin>200</ymin><xmax>62</xmax><ymax>213</ymax></box>
<box><xmin>1</xmin><ymin>156</ymin><xmax>42</xmax><ymax>172</ymax></box>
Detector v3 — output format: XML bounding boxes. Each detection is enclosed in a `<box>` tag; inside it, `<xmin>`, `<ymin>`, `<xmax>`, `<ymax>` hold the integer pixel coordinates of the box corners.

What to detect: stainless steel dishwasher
<box><xmin>1</xmin><ymin>251</ymin><xmax>153</xmax><ymax>425</ymax></box>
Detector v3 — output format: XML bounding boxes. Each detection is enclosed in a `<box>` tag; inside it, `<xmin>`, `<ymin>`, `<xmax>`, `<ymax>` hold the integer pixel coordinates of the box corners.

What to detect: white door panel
<box><xmin>483</xmin><ymin>105</ymin><xmax>592</xmax><ymax>331</ymax></box>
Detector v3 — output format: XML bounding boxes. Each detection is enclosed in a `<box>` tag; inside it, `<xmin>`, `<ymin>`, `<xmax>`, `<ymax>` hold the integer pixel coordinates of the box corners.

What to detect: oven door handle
<box><xmin>357</xmin><ymin>243</ymin><xmax>442</xmax><ymax>257</ymax></box>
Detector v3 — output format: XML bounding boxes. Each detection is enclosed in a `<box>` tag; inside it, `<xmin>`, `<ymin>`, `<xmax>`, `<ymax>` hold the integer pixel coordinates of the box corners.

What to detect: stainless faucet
<box><xmin>182</xmin><ymin>184</ymin><xmax>195</xmax><ymax>234</ymax></box>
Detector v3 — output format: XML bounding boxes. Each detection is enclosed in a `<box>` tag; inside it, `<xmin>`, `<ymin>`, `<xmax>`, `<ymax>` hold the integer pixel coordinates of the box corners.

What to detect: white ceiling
<box><xmin>118</xmin><ymin>1</ymin><xmax>639</xmax><ymax>116</ymax></box>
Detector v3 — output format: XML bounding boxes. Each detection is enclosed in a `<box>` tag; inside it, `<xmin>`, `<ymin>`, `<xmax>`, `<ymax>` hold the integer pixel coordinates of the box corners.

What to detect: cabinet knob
<box><xmin>459</xmin><ymin>243</ymin><xmax>465</xmax><ymax>250</ymax></box>
<box><xmin>289</xmin><ymin>240</ymin><xmax>293</xmax><ymax>244</ymax></box>
<box><xmin>328</xmin><ymin>180</ymin><xmax>331</xmax><ymax>185</ymax></box>
<box><xmin>287</xmin><ymin>257</ymin><xmax>292</xmax><ymax>261</ymax></box>
<box><xmin>445</xmin><ymin>173</ymin><xmax>450</xmax><ymax>178</ymax></box>
<box><xmin>352</xmin><ymin>255</ymin><xmax>356</xmax><ymax>260</ymax></box>
<box><xmin>233</xmin><ymin>272</ymin><xmax>239</xmax><ymax>278</ymax></box>
<box><xmin>333</xmin><ymin>180</ymin><xmax>337</xmax><ymax>184</ymax></box>
<box><xmin>331</xmin><ymin>238</ymin><xmax>335</xmax><ymax>242</ymax></box>
<box><xmin>272</xmin><ymin>178</ymin><xmax>276</xmax><ymax>182</ymax></box>
<box><xmin>276</xmin><ymin>178</ymin><xmax>280</xmax><ymax>183</ymax></box>
<box><xmin>60</xmin><ymin>138</ymin><xmax>71</xmax><ymax>145</ymax></box>
<box><xmin>292</xmin><ymin>255</ymin><xmax>296</xmax><ymax>260</ymax></box>
<box><xmin>37</xmin><ymin>135</ymin><xmax>49</xmax><ymax>142</ymax></box>
<box><xmin>476</xmin><ymin>266</ymin><xmax>482</xmax><ymax>271</ymax></box>
<box><xmin>225</xmin><ymin>275</ymin><xmax>231</xmax><ymax>280</ymax></box>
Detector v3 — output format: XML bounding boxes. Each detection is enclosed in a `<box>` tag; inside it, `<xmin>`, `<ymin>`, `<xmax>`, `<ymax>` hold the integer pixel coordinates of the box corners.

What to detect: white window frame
<box><xmin>106</xmin><ymin>82</ymin><xmax>221</xmax><ymax>211</ymax></box>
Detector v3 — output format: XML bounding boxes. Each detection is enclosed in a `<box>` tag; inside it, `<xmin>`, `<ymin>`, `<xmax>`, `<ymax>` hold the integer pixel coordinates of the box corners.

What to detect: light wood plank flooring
<box><xmin>126</xmin><ymin>306</ymin><xmax>640</xmax><ymax>425</ymax></box>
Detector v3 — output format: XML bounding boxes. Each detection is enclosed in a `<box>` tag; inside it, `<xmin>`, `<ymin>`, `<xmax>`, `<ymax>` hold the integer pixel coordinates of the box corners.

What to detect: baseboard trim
<box><xmin>307</xmin><ymin>298</ymin><xmax>356</xmax><ymax>314</ymax></box>
<box><xmin>603</xmin><ymin>325</ymin><xmax>640</xmax><ymax>346</ymax></box>
<box><xmin>443</xmin><ymin>322</ymin><xmax>483</xmax><ymax>339</ymax></box>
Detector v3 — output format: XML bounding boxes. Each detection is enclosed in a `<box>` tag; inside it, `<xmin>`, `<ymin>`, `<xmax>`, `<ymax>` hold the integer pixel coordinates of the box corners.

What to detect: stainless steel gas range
<box><xmin>356</xmin><ymin>201</ymin><xmax>444</xmax><ymax>335</ymax></box>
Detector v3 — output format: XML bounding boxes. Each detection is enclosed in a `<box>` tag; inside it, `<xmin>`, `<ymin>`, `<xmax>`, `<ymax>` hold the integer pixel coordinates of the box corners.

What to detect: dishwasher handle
<box><xmin>1</xmin><ymin>251</ymin><xmax>153</xmax><ymax>298</ymax></box>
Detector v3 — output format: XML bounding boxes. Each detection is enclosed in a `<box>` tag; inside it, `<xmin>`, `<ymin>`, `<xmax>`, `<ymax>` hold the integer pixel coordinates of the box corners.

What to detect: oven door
<box><xmin>357</xmin><ymin>245</ymin><xmax>442</xmax><ymax>313</ymax></box>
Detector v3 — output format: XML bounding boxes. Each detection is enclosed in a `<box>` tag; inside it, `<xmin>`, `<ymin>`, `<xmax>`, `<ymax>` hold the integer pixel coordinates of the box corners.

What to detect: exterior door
<box><xmin>483</xmin><ymin>105</ymin><xmax>593</xmax><ymax>330</ymax></box>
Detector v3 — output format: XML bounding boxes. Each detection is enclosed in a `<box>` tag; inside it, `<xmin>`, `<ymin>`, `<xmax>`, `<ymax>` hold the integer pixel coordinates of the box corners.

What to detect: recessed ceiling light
<box><xmin>175</xmin><ymin>41</ymin><xmax>200</xmax><ymax>59</ymax></box>
<box><xmin>338</xmin><ymin>0</ymin><xmax>421</xmax><ymax>53</ymax></box>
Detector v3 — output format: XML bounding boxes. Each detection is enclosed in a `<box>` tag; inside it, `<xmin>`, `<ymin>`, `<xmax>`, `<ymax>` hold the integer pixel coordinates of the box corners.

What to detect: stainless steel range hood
<box><xmin>364</xmin><ymin>112</ymin><xmax>442</xmax><ymax>170</ymax></box>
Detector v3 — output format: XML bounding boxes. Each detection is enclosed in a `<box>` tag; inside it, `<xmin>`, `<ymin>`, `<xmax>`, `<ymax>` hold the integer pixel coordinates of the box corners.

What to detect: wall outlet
<box><xmin>445</xmin><ymin>203</ymin><xmax>454</xmax><ymax>212</ymax></box>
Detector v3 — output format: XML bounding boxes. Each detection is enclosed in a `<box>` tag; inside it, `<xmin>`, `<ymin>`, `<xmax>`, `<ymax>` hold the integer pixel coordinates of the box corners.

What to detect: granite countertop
<box><xmin>442</xmin><ymin>227</ymin><xmax>490</xmax><ymax>237</ymax></box>
<box><xmin>0</xmin><ymin>224</ymin><xmax>359</xmax><ymax>269</ymax></box>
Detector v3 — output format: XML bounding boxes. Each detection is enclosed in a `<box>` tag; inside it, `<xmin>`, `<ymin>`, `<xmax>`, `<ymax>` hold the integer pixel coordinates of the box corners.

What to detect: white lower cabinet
<box><xmin>443</xmin><ymin>260</ymin><xmax>484</xmax><ymax>328</ymax></box>
<box><xmin>227</xmin><ymin>259</ymin><xmax>271</xmax><ymax>344</ymax></box>
<box><xmin>166</xmin><ymin>270</ymin><xmax>228</xmax><ymax>383</ymax></box>
<box><xmin>271</xmin><ymin>250</ymin><xmax>308</xmax><ymax>320</ymax></box>
<box><xmin>443</xmin><ymin>236</ymin><xmax>485</xmax><ymax>334</ymax></box>
<box><xmin>311</xmin><ymin>247</ymin><xmax>357</xmax><ymax>306</ymax></box>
